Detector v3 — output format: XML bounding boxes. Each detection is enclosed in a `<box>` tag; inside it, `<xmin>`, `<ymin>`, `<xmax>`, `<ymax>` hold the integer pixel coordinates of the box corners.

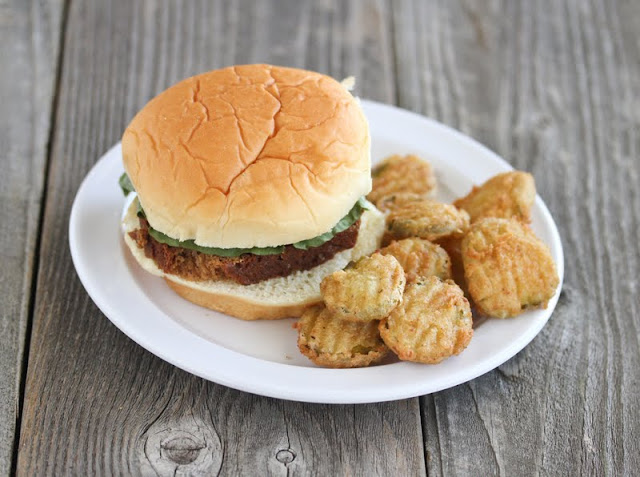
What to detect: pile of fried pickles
<box><xmin>295</xmin><ymin>155</ymin><xmax>559</xmax><ymax>368</ymax></box>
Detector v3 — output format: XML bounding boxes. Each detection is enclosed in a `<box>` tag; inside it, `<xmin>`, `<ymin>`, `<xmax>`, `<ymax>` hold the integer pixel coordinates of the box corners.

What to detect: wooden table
<box><xmin>3</xmin><ymin>1</ymin><xmax>638</xmax><ymax>475</ymax></box>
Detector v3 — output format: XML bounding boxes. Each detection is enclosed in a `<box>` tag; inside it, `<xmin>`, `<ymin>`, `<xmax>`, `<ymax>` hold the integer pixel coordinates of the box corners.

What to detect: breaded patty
<box><xmin>129</xmin><ymin>217</ymin><xmax>360</xmax><ymax>285</ymax></box>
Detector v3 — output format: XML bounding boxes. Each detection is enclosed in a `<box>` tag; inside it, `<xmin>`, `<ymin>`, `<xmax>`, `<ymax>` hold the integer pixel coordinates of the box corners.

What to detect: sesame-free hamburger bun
<box><xmin>121</xmin><ymin>64</ymin><xmax>383</xmax><ymax>319</ymax></box>
<box><xmin>122</xmin><ymin>64</ymin><xmax>371</xmax><ymax>248</ymax></box>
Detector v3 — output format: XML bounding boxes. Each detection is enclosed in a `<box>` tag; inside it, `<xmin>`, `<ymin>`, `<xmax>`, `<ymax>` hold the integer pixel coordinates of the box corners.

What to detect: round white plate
<box><xmin>69</xmin><ymin>100</ymin><xmax>564</xmax><ymax>404</ymax></box>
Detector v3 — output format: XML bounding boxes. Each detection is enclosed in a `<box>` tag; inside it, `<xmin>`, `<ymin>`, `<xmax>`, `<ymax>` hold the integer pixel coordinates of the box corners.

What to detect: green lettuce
<box><xmin>147</xmin><ymin>227</ymin><xmax>286</xmax><ymax>257</ymax></box>
<box><xmin>291</xmin><ymin>197</ymin><xmax>369</xmax><ymax>250</ymax></box>
<box><xmin>119</xmin><ymin>172</ymin><xmax>135</xmax><ymax>196</ymax></box>
<box><xmin>120</xmin><ymin>173</ymin><xmax>370</xmax><ymax>257</ymax></box>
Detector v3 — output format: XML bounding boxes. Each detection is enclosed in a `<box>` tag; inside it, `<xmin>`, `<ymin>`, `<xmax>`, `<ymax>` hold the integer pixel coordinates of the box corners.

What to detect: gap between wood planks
<box><xmin>11</xmin><ymin>1</ymin><xmax>427</xmax><ymax>473</ymax></box>
<box><xmin>10</xmin><ymin>1</ymin><xmax>72</xmax><ymax>475</ymax></box>
<box><xmin>385</xmin><ymin>0</ymin><xmax>432</xmax><ymax>470</ymax></box>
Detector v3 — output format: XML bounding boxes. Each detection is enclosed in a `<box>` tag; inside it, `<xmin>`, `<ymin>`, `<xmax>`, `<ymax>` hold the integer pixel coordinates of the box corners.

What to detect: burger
<box><xmin>120</xmin><ymin>64</ymin><xmax>385</xmax><ymax>320</ymax></box>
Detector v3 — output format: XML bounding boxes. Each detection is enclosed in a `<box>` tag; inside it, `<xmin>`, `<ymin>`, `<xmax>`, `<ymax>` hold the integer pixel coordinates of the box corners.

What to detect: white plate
<box><xmin>69</xmin><ymin>100</ymin><xmax>564</xmax><ymax>404</ymax></box>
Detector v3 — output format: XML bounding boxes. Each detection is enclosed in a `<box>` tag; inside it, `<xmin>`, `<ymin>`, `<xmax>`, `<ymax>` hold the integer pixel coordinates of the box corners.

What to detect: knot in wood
<box><xmin>160</xmin><ymin>436</ymin><xmax>205</xmax><ymax>465</ymax></box>
<box><xmin>276</xmin><ymin>449</ymin><xmax>296</xmax><ymax>464</ymax></box>
<box><xmin>143</xmin><ymin>417</ymin><xmax>222</xmax><ymax>475</ymax></box>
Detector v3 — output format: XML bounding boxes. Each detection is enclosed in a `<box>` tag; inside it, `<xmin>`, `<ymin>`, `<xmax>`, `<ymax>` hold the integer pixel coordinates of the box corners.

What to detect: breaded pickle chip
<box><xmin>386</xmin><ymin>200</ymin><xmax>470</xmax><ymax>242</ymax></box>
<box><xmin>437</xmin><ymin>236</ymin><xmax>470</xmax><ymax>300</ymax></box>
<box><xmin>379</xmin><ymin>277</ymin><xmax>473</xmax><ymax>364</ymax></box>
<box><xmin>321</xmin><ymin>253</ymin><xmax>405</xmax><ymax>322</ymax></box>
<box><xmin>368</xmin><ymin>155</ymin><xmax>437</xmax><ymax>204</ymax></box>
<box><xmin>380</xmin><ymin>238</ymin><xmax>452</xmax><ymax>283</ymax></box>
<box><xmin>454</xmin><ymin>171</ymin><xmax>535</xmax><ymax>223</ymax></box>
<box><xmin>295</xmin><ymin>305</ymin><xmax>389</xmax><ymax>368</ymax></box>
<box><xmin>375</xmin><ymin>192</ymin><xmax>426</xmax><ymax>213</ymax></box>
<box><xmin>462</xmin><ymin>218</ymin><xmax>558</xmax><ymax>318</ymax></box>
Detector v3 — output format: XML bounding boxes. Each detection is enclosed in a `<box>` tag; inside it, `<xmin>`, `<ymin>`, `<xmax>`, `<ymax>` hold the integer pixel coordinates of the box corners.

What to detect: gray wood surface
<box><xmin>0</xmin><ymin>0</ymin><xmax>64</xmax><ymax>474</ymax></box>
<box><xmin>392</xmin><ymin>1</ymin><xmax>640</xmax><ymax>475</ymax></box>
<box><xmin>16</xmin><ymin>1</ymin><xmax>424</xmax><ymax>476</ymax></box>
<box><xmin>3</xmin><ymin>0</ymin><xmax>638</xmax><ymax>475</ymax></box>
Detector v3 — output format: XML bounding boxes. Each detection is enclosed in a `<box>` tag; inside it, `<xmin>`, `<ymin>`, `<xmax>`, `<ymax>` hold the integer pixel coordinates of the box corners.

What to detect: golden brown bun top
<box><xmin>122</xmin><ymin>64</ymin><xmax>371</xmax><ymax>248</ymax></box>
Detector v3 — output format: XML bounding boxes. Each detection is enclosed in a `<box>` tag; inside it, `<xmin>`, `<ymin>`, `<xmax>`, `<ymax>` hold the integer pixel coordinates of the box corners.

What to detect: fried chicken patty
<box><xmin>128</xmin><ymin>218</ymin><xmax>360</xmax><ymax>285</ymax></box>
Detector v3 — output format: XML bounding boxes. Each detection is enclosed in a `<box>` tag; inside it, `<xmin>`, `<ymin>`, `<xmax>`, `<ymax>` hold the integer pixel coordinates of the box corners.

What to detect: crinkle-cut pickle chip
<box><xmin>295</xmin><ymin>305</ymin><xmax>389</xmax><ymax>368</ymax></box>
<box><xmin>379</xmin><ymin>277</ymin><xmax>473</xmax><ymax>364</ymax></box>
<box><xmin>461</xmin><ymin>217</ymin><xmax>559</xmax><ymax>318</ymax></box>
<box><xmin>386</xmin><ymin>199</ymin><xmax>470</xmax><ymax>242</ymax></box>
<box><xmin>375</xmin><ymin>192</ymin><xmax>427</xmax><ymax>214</ymax></box>
<box><xmin>368</xmin><ymin>154</ymin><xmax>437</xmax><ymax>204</ymax></box>
<box><xmin>320</xmin><ymin>253</ymin><xmax>405</xmax><ymax>322</ymax></box>
<box><xmin>454</xmin><ymin>171</ymin><xmax>536</xmax><ymax>223</ymax></box>
<box><xmin>380</xmin><ymin>238</ymin><xmax>452</xmax><ymax>283</ymax></box>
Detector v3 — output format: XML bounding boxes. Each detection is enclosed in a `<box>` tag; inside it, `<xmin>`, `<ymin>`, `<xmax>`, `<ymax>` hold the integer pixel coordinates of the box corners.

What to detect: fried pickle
<box><xmin>368</xmin><ymin>154</ymin><xmax>437</xmax><ymax>204</ymax></box>
<box><xmin>454</xmin><ymin>171</ymin><xmax>536</xmax><ymax>223</ymax></box>
<box><xmin>462</xmin><ymin>218</ymin><xmax>559</xmax><ymax>318</ymax></box>
<box><xmin>380</xmin><ymin>238</ymin><xmax>452</xmax><ymax>283</ymax></box>
<box><xmin>386</xmin><ymin>200</ymin><xmax>470</xmax><ymax>242</ymax></box>
<box><xmin>437</xmin><ymin>236</ymin><xmax>468</xmax><ymax>293</ymax></box>
<box><xmin>379</xmin><ymin>277</ymin><xmax>473</xmax><ymax>364</ymax></box>
<box><xmin>375</xmin><ymin>192</ymin><xmax>426</xmax><ymax>213</ymax></box>
<box><xmin>295</xmin><ymin>305</ymin><xmax>389</xmax><ymax>368</ymax></box>
<box><xmin>320</xmin><ymin>253</ymin><xmax>405</xmax><ymax>322</ymax></box>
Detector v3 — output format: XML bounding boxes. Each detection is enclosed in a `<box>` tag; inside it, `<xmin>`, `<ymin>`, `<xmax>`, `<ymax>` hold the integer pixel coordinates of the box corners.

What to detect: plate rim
<box><xmin>69</xmin><ymin>99</ymin><xmax>565</xmax><ymax>404</ymax></box>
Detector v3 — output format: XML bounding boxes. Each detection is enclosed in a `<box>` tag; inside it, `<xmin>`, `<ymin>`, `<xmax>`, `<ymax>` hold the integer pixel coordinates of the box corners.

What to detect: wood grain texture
<box><xmin>16</xmin><ymin>1</ymin><xmax>426</xmax><ymax>475</ymax></box>
<box><xmin>0</xmin><ymin>0</ymin><xmax>64</xmax><ymax>474</ymax></box>
<box><xmin>392</xmin><ymin>0</ymin><xmax>640</xmax><ymax>475</ymax></box>
<box><xmin>12</xmin><ymin>0</ymin><xmax>640</xmax><ymax>475</ymax></box>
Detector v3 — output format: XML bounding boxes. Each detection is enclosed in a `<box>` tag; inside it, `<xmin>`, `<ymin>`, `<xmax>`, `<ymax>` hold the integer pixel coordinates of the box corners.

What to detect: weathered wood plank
<box><xmin>17</xmin><ymin>1</ymin><xmax>425</xmax><ymax>475</ymax></box>
<box><xmin>392</xmin><ymin>0</ymin><xmax>640</xmax><ymax>475</ymax></box>
<box><xmin>0</xmin><ymin>0</ymin><xmax>64</xmax><ymax>474</ymax></box>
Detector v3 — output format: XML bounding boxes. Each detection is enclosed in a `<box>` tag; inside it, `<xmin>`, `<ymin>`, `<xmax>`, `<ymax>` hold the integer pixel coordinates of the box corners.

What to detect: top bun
<box><xmin>122</xmin><ymin>64</ymin><xmax>371</xmax><ymax>248</ymax></box>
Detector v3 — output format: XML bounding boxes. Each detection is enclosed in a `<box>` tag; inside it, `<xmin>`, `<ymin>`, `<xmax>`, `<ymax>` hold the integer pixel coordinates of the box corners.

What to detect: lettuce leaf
<box><xmin>147</xmin><ymin>227</ymin><xmax>286</xmax><ymax>257</ymax></box>
<box><xmin>291</xmin><ymin>197</ymin><xmax>370</xmax><ymax>250</ymax></box>
<box><xmin>119</xmin><ymin>172</ymin><xmax>135</xmax><ymax>196</ymax></box>
<box><xmin>120</xmin><ymin>173</ymin><xmax>369</xmax><ymax>257</ymax></box>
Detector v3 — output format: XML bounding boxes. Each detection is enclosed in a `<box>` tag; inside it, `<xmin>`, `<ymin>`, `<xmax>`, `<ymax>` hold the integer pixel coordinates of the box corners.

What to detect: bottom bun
<box><xmin>122</xmin><ymin>198</ymin><xmax>385</xmax><ymax>320</ymax></box>
<box><xmin>164</xmin><ymin>279</ymin><xmax>320</xmax><ymax>320</ymax></box>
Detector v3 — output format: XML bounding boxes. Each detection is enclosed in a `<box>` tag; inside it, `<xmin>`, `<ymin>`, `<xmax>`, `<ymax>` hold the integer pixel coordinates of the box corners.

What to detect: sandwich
<box><xmin>120</xmin><ymin>64</ymin><xmax>385</xmax><ymax>320</ymax></box>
